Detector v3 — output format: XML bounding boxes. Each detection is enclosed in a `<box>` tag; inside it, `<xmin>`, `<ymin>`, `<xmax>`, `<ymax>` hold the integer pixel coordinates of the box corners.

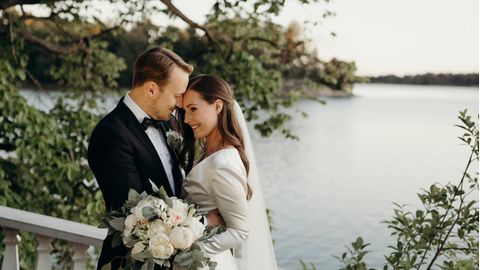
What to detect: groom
<box><xmin>88</xmin><ymin>47</ymin><xmax>192</xmax><ymax>269</ymax></box>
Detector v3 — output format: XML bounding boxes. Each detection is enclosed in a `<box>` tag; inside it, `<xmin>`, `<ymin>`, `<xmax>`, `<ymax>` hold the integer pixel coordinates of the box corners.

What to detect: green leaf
<box><xmin>132</xmin><ymin>251</ymin><xmax>150</xmax><ymax>262</ymax></box>
<box><xmin>111</xmin><ymin>231</ymin><xmax>123</xmax><ymax>248</ymax></box>
<box><xmin>101</xmin><ymin>263</ymin><xmax>112</xmax><ymax>270</ymax></box>
<box><xmin>128</xmin><ymin>189</ymin><xmax>140</xmax><ymax>201</ymax></box>
<box><xmin>140</xmin><ymin>259</ymin><xmax>155</xmax><ymax>270</ymax></box>
<box><xmin>142</xmin><ymin>206</ymin><xmax>156</xmax><ymax>220</ymax></box>
<box><xmin>149</xmin><ymin>178</ymin><xmax>159</xmax><ymax>193</ymax></box>
<box><xmin>16</xmin><ymin>70</ymin><xmax>26</xmax><ymax>81</ymax></box>
<box><xmin>299</xmin><ymin>260</ymin><xmax>308</xmax><ymax>270</ymax></box>
<box><xmin>109</xmin><ymin>217</ymin><xmax>125</xmax><ymax>231</ymax></box>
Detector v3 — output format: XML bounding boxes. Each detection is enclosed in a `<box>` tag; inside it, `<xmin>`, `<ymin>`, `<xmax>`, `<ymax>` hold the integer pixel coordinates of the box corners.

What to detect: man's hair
<box><xmin>132</xmin><ymin>47</ymin><xmax>193</xmax><ymax>88</ymax></box>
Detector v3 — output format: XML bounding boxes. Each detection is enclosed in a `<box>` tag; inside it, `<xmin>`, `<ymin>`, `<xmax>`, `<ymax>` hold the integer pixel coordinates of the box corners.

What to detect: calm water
<box><xmin>20</xmin><ymin>84</ymin><xmax>479</xmax><ymax>269</ymax></box>
<box><xmin>252</xmin><ymin>84</ymin><xmax>479</xmax><ymax>269</ymax></box>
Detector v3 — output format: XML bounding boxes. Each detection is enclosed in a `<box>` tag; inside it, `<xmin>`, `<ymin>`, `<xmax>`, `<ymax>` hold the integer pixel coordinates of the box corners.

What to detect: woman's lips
<box><xmin>191</xmin><ymin>124</ymin><xmax>200</xmax><ymax>131</ymax></box>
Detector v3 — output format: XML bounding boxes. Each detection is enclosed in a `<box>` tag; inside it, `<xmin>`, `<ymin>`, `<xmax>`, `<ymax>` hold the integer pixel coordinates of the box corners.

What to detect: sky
<box><xmin>26</xmin><ymin>0</ymin><xmax>479</xmax><ymax>76</ymax></box>
<box><xmin>277</xmin><ymin>0</ymin><xmax>479</xmax><ymax>76</ymax></box>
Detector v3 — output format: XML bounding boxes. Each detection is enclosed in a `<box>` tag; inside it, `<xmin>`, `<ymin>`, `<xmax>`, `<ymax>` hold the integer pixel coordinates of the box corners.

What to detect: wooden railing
<box><xmin>0</xmin><ymin>206</ymin><xmax>107</xmax><ymax>270</ymax></box>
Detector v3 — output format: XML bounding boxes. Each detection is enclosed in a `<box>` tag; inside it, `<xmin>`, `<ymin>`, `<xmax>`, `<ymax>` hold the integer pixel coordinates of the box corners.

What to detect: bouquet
<box><xmin>99</xmin><ymin>181</ymin><xmax>224</xmax><ymax>270</ymax></box>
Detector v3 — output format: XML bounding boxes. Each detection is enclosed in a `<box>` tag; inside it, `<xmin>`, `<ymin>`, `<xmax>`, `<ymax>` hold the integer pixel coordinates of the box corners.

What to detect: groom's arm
<box><xmin>88</xmin><ymin>123</ymin><xmax>143</xmax><ymax>211</ymax></box>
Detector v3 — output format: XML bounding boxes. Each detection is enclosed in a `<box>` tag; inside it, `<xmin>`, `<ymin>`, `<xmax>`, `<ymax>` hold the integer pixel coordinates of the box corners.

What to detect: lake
<box><xmin>19</xmin><ymin>83</ymin><xmax>479</xmax><ymax>269</ymax></box>
<box><xmin>252</xmin><ymin>84</ymin><xmax>478</xmax><ymax>269</ymax></box>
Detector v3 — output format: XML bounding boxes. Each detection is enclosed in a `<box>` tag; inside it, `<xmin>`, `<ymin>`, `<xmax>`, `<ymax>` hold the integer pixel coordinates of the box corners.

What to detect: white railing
<box><xmin>0</xmin><ymin>206</ymin><xmax>108</xmax><ymax>270</ymax></box>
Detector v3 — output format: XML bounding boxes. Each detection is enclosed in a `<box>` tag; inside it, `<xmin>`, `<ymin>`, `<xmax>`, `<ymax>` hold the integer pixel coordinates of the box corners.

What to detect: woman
<box><xmin>182</xmin><ymin>75</ymin><xmax>278</xmax><ymax>270</ymax></box>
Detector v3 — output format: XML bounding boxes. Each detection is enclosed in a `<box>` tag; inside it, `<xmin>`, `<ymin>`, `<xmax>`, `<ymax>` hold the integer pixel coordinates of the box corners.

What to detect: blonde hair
<box><xmin>132</xmin><ymin>47</ymin><xmax>193</xmax><ymax>88</ymax></box>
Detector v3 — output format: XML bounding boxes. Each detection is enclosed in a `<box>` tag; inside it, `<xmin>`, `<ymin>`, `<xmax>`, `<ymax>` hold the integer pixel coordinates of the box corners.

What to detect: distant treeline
<box><xmin>368</xmin><ymin>73</ymin><xmax>478</xmax><ymax>86</ymax></box>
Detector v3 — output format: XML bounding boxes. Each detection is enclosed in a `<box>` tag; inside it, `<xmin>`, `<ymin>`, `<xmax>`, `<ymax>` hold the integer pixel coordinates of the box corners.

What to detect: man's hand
<box><xmin>206</xmin><ymin>208</ymin><xmax>225</xmax><ymax>226</ymax></box>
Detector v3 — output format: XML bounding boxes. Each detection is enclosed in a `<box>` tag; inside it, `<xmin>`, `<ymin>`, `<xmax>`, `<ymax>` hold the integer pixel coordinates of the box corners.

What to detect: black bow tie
<box><xmin>141</xmin><ymin>117</ymin><xmax>164</xmax><ymax>130</ymax></box>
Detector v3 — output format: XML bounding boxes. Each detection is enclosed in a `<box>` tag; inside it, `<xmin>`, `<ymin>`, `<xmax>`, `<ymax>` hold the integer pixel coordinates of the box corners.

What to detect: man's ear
<box><xmin>147</xmin><ymin>81</ymin><xmax>157</xmax><ymax>96</ymax></box>
<box><xmin>215</xmin><ymin>99</ymin><xmax>224</xmax><ymax>115</ymax></box>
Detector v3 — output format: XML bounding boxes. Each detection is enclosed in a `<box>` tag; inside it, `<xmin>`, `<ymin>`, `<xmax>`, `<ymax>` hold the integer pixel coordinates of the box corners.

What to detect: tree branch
<box><xmin>159</xmin><ymin>0</ymin><xmax>220</xmax><ymax>48</ymax></box>
<box><xmin>20</xmin><ymin>29</ymin><xmax>86</xmax><ymax>54</ymax></box>
<box><xmin>248</xmin><ymin>36</ymin><xmax>279</xmax><ymax>48</ymax></box>
<box><xmin>19</xmin><ymin>25</ymin><xmax>118</xmax><ymax>55</ymax></box>
<box><xmin>420</xmin><ymin>148</ymin><xmax>476</xmax><ymax>269</ymax></box>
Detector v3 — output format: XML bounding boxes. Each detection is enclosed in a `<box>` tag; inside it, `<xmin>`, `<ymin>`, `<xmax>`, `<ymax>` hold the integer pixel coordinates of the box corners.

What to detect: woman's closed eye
<box><xmin>189</xmin><ymin>107</ymin><xmax>197</xmax><ymax>112</ymax></box>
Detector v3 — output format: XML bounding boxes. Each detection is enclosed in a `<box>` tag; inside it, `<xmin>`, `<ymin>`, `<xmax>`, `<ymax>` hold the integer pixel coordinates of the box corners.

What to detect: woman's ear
<box><xmin>215</xmin><ymin>99</ymin><xmax>224</xmax><ymax>115</ymax></box>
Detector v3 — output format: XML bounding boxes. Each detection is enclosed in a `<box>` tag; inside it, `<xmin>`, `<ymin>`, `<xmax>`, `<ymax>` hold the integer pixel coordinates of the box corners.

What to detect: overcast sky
<box><xmin>27</xmin><ymin>0</ymin><xmax>479</xmax><ymax>76</ymax></box>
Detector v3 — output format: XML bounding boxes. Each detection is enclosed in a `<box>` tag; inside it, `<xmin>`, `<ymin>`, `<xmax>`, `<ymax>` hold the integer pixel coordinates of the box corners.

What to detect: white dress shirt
<box><xmin>123</xmin><ymin>92</ymin><xmax>176</xmax><ymax>194</ymax></box>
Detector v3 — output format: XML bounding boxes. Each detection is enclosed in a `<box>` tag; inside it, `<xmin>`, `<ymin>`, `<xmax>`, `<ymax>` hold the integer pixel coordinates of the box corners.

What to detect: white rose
<box><xmin>124</xmin><ymin>214</ymin><xmax>138</xmax><ymax>230</ymax></box>
<box><xmin>184</xmin><ymin>216</ymin><xmax>205</xmax><ymax>240</ymax></box>
<box><xmin>169</xmin><ymin>199</ymin><xmax>188</xmax><ymax>225</ymax></box>
<box><xmin>169</xmin><ymin>227</ymin><xmax>195</xmax><ymax>250</ymax></box>
<box><xmin>132</xmin><ymin>242</ymin><xmax>146</xmax><ymax>254</ymax></box>
<box><xmin>147</xmin><ymin>220</ymin><xmax>168</xmax><ymax>239</ymax></box>
<box><xmin>171</xmin><ymin>199</ymin><xmax>188</xmax><ymax>214</ymax></box>
<box><xmin>148</xmin><ymin>233</ymin><xmax>174</xmax><ymax>259</ymax></box>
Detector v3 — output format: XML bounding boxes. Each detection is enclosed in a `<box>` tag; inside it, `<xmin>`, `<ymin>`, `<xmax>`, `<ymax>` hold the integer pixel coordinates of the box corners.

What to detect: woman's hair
<box><xmin>187</xmin><ymin>74</ymin><xmax>253</xmax><ymax>200</ymax></box>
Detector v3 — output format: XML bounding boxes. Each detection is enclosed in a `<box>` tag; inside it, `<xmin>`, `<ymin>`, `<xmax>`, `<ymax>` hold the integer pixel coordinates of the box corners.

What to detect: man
<box><xmin>88</xmin><ymin>47</ymin><xmax>192</xmax><ymax>269</ymax></box>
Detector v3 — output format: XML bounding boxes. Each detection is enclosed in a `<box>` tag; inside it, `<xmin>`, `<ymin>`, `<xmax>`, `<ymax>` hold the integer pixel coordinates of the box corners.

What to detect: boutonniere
<box><xmin>166</xmin><ymin>130</ymin><xmax>185</xmax><ymax>166</ymax></box>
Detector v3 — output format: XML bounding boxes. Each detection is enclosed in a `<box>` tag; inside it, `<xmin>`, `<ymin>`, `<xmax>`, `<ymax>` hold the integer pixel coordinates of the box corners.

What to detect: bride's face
<box><xmin>182</xmin><ymin>89</ymin><xmax>222</xmax><ymax>139</ymax></box>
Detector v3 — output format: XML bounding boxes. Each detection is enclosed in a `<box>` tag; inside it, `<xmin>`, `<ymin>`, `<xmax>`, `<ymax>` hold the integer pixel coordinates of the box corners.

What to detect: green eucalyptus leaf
<box><xmin>109</xmin><ymin>217</ymin><xmax>126</xmax><ymax>231</ymax></box>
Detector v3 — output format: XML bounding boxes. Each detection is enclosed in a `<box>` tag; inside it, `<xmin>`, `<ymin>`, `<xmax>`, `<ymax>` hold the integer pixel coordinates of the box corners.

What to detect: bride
<box><xmin>181</xmin><ymin>74</ymin><xmax>278</xmax><ymax>270</ymax></box>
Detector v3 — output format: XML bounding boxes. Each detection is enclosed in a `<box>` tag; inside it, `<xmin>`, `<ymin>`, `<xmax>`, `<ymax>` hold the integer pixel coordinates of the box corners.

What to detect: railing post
<box><xmin>1</xmin><ymin>227</ymin><xmax>20</xmax><ymax>270</ymax></box>
<box><xmin>71</xmin><ymin>243</ymin><xmax>89</xmax><ymax>270</ymax></box>
<box><xmin>35</xmin><ymin>234</ymin><xmax>54</xmax><ymax>270</ymax></box>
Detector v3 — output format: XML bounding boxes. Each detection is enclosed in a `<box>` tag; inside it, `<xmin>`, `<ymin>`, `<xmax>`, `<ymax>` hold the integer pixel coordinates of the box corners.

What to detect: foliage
<box><xmin>332</xmin><ymin>110</ymin><xmax>479</xmax><ymax>270</ymax></box>
<box><xmin>335</xmin><ymin>237</ymin><xmax>375</xmax><ymax>270</ymax></box>
<box><xmin>1</xmin><ymin>3</ymin><xmax>125</xmax><ymax>268</ymax></box>
<box><xmin>300</xmin><ymin>259</ymin><xmax>318</xmax><ymax>270</ymax></box>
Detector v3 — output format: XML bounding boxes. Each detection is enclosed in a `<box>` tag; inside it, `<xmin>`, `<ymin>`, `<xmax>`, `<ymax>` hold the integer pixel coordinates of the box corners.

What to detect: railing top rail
<box><xmin>0</xmin><ymin>206</ymin><xmax>107</xmax><ymax>246</ymax></box>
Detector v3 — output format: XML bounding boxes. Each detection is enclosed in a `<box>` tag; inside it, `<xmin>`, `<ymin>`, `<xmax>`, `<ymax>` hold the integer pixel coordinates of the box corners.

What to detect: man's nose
<box><xmin>175</xmin><ymin>96</ymin><xmax>183</xmax><ymax>108</ymax></box>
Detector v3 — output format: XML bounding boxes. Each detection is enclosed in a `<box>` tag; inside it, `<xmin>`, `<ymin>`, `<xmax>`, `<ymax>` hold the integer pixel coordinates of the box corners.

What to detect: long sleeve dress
<box><xmin>183</xmin><ymin>148</ymin><xmax>249</xmax><ymax>270</ymax></box>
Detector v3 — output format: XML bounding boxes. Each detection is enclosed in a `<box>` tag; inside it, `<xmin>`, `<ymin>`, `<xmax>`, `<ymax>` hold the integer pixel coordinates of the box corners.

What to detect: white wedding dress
<box><xmin>183</xmin><ymin>148</ymin><xmax>249</xmax><ymax>270</ymax></box>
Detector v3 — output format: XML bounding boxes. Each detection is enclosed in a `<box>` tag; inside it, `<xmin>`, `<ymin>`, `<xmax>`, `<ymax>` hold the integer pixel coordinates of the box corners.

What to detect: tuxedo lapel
<box><xmin>116</xmin><ymin>99</ymin><xmax>175</xmax><ymax>196</ymax></box>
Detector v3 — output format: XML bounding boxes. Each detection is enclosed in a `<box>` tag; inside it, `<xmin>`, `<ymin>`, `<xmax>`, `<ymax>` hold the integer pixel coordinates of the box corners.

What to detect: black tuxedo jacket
<box><xmin>88</xmin><ymin>98</ymin><xmax>182</xmax><ymax>269</ymax></box>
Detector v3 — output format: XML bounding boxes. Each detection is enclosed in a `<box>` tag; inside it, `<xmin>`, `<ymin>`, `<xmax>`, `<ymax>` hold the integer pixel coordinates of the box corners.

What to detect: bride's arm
<box><xmin>198</xmin><ymin>165</ymin><xmax>249</xmax><ymax>257</ymax></box>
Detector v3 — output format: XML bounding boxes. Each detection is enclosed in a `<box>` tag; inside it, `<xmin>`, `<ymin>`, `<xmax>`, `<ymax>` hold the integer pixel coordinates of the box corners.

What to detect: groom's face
<box><xmin>149</xmin><ymin>66</ymin><xmax>189</xmax><ymax>120</ymax></box>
